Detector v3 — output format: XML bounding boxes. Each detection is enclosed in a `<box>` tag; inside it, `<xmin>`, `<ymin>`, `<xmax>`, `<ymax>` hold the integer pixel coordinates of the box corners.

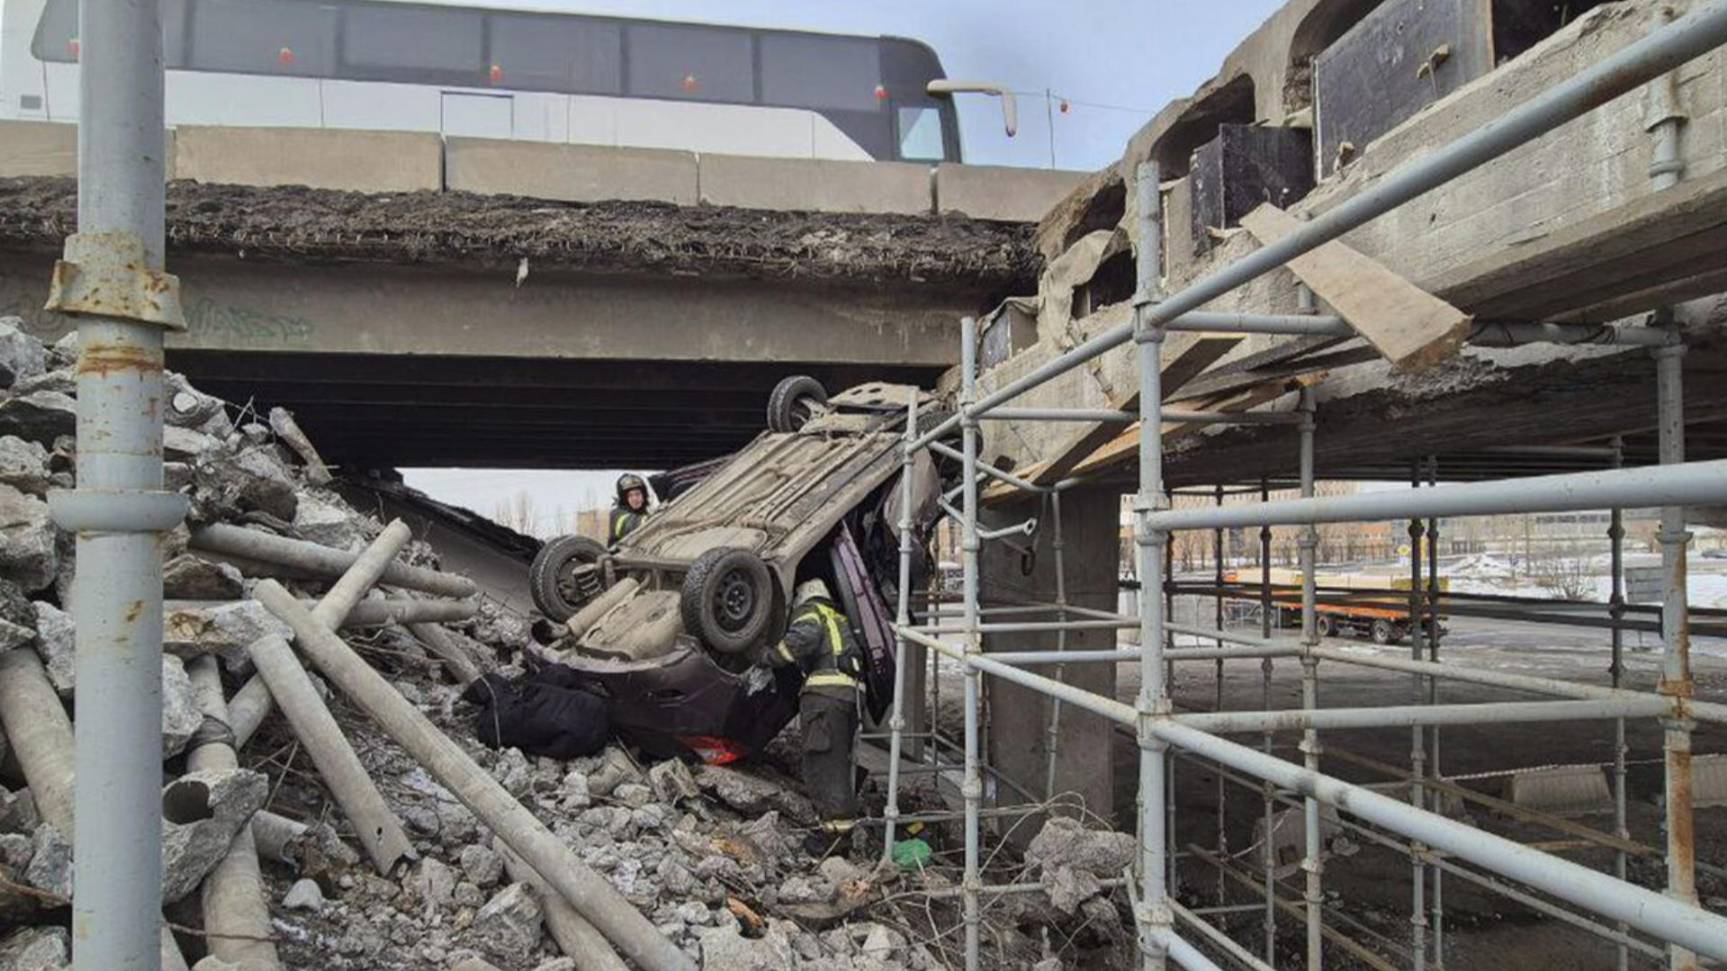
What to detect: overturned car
<box><xmin>528</xmin><ymin>377</ymin><xmax>955</xmax><ymax>763</ymax></box>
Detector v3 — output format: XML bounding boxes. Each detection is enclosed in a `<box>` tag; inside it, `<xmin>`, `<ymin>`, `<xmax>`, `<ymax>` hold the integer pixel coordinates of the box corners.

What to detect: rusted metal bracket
<box><xmin>43</xmin><ymin>232</ymin><xmax>186</xmax><ymax>331</ymax></box>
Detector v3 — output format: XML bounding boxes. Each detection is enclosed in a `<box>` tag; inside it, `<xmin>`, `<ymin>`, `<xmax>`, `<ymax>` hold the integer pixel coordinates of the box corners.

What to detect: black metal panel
<box><xmin>1314</xmin><ymin>0</ymin><xmax>1492</xmax><ymax>177</ymax></box>
<box><xmin>1189</xmin><ymin>124</ymin><xmax>1316</xmax><ymax>253</ymax></box>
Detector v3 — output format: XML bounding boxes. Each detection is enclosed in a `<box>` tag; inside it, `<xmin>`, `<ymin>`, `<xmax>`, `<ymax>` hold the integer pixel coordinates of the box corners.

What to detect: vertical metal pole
<box><xmin>1044</xmin><ymin>491</ymin><xmax>1069</xmax><ymax>799</ymax></box>
<box><xmin>1655</xmin><ymin>338</ymin><xmax>1697</xmax><ymax>971</ymax></box>
<box><xmin>882</xmin><ymin>397</ymin><xmax>920</xmax><ymax>864</ymax></box>
<box><xmin>959</xmin><ymin>318</ymin><xmax>984</xmax><ymax>971</ymax></box>
<box><xmin>53</xmin><ymin>0</ymin><xmax>186</xmax><ymax>968</ymax></box>
<box><xmin>1408</xmin><ymin>466</ymin><xmax>1429</xmax><ymax>971</ymax></box>
<box><xmin>1297</xmin><ymin>388</ymin><xmax>1323</xmax><ymax>971</ymax></box>
<box><xmin>1214</xmin><ymin>483</ymin><xmax>1228</xmax><ymax>908</ymax></box>
<box><xmin>1132</xmin><ymin>160</ymin><xmax>1172</xmax><ymax>971</ymax></box>
<box><xmin>1426</xmin><ymin>456</ymin><xmax>1444</xmax><ymax>969</ymax></box>
<box><xmin>1260</xmin><ymin>478</ymin><xmax>1276</xmax><ymax>963</ymax></box>
<box><xmin>1608</xmin><ymin>436</ymin><xmax>1629</xmax><ymax>971</ymax></box>
<box><xmin>1648</xmin><ymin>18</ymin><xmax>1693</xmax><ymax>969</ymax></box>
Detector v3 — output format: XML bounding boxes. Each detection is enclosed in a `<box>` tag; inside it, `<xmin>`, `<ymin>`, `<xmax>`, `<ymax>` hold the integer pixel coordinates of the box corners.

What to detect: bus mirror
<box><xmin>925</xmin><ymin>80</ymin><xmax>1018</xmax><ymax>138</ymax></box>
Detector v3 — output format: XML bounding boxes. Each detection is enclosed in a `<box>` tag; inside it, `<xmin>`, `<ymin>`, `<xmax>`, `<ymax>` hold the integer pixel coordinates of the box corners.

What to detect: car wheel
<box><xmin>1316</xmin><ymin>614</ymin><xmax>1336</xmax><ymax>638</ymax></box>
<box><xmin>767</xmin><ymin>375</ymin><xmax>827</xmax><ymax>433</ymax></box>
<box><xmin>530</xmin><ymin>535</ymin><xmax>608</xmax><ymax>623</ymax></box>
<box><xmin>681</xmin><ymin>547</ymin><xmax>776</xmax><ymax>655</ymax></box>
<box><xmin>1370</xmin><ymin>618</ymin><xmax>1397</xmax><ymax>645</ymax></box>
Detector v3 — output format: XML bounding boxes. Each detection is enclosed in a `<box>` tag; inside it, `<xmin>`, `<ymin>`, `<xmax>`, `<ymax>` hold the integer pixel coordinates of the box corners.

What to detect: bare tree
<box><xmin>1529</xmin><ymin>548</ymin><xmax>1599</xmax><ymax>601</ymax></box>
<box><xmin>492</xmin><ymin>490</ymin><xmax>540</xmax><ymax>536</ymax></box>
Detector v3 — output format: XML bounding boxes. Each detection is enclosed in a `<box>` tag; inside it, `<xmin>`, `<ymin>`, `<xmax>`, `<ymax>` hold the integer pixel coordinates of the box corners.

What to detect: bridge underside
<box><xmin>176</xmin><ymin>350</ymin><xmax>939</xmax><ymax>469</ymax></box>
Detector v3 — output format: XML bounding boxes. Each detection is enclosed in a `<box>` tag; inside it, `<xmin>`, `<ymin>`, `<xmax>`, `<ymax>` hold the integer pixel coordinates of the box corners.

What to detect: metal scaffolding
<box><xmin>879</xmin><ymin>5</ymin><xmax>1727</xmax><ymax>969</ymax></box>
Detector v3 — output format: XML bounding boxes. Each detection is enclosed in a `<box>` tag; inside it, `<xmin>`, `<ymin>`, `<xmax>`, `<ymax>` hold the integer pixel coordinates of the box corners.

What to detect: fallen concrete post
<box><xmin>190</xmin><ymin>523</ymin><xmax>477</xmax><ymax>599</ymax></box>
<box><xmin>252</xmin><ymin>579</ymin><xmax>695</xmax><ymax>971</ymax></box>
<box><xmin>227</xmin><ymin>675</ymin><xmax>274</xmax><ymax>751</ymax></box>
<box><xmin>186</xmin><ymin>656</ymin><xmax>281</xmax><ymax>968</ymax></box>
<box><xmin>268</xmin><ymin>407</ymin><xmax>332</xmax><ymax>486</ymax></box>
<box><xmin>250</xmin><ymin>810</ymin><xmax>309</xmax><ymax>865</ymax></box>
<box><xmin>168</xmin><ymin>597</ymin><xmax>477</xmax><ymax>628</ymax></box>
<box><xmin>0</xmin><ymin>651</ymin><xmax>194</xmax><ymax>970</ymax></box>
<box><xmin>248</xmin><ymin>633</ymin><xmax>414</xmax><ymax>874</ymax></box>
<box><xmin>495</xmin><ymin>837</ymin><xmax>629</xmax><ymax>971</ymax></box>
<box><xmin>405</xmin><ymin>619</ymin><xmax>483</xmax><ymax>686</ymax></box>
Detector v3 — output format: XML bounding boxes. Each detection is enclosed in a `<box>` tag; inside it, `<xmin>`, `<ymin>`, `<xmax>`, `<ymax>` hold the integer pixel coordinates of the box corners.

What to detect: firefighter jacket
<box><xmin>771</xmin><ymin>597</ymin><xmax>865</xmax><ymax>694</ymax></box>
<box><xmin>609</xmin><ymin>506</ymin><xmax>647</xmax><ymax>544</ymax></box>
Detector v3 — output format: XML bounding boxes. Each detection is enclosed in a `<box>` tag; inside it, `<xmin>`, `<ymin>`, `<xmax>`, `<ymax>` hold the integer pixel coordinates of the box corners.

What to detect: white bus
<box><xmin>0</xmin><ymin>0</ymin><xmax>964</xmax><ymax>162</ymax></box>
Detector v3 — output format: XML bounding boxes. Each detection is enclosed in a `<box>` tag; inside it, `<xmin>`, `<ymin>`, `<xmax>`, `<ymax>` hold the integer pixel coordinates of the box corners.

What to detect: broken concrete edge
<box><xmin>249</xmin><ymin>578</ymin><xmax>697</xmax><ymax>971</ymax></box>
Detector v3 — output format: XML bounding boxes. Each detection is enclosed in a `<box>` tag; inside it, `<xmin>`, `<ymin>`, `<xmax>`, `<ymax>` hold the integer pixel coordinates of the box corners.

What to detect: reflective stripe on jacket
<box><xmin>772</xmin><ymin>599</ymin><xmax>863</xmax><ymax>691</ymax></box>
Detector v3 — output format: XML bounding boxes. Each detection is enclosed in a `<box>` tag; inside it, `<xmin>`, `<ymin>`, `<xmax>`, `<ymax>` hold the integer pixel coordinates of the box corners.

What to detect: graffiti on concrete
<box><xmin>183</xmin><ymin>296</ymin><xmax>317</xmax><ymax>347</ymax></box>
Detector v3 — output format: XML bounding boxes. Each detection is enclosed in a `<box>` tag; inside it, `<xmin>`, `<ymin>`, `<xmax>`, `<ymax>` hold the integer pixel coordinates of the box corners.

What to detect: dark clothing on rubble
<box><xmin>769</xmin><ymin>596</ymin><xmax>865</xmax><ymax>834</ymax></box>
<box><xmin>609</xmin><ymin>506</ymin><xmax>647</xmax><ymax>544</ymax></box>
<box><xmin>461</xmin><ymin>665</ymin><xmax>609</xmax><ymax>760</ymax></box>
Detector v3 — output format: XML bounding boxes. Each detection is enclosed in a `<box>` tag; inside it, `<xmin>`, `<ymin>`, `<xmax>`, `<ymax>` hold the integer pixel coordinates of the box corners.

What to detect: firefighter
<box><xmin>770</xmin><ymin>578</ymin><xmax>866</xmax><ymax>856</ymax></box>
<box><xmin>609</xmin><ymin>473</ymin><xmax>651</xmax><ymax>544</ymax></box>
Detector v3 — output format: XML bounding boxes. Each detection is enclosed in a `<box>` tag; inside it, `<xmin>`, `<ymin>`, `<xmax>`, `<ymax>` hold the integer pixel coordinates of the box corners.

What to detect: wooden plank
<box><xmin>1171</xmin><ymin>345</ymin><xmax>1379</xmax><ymax>403</ymax></box>
<box><xmin>1024</xmin><ymin>334</ymin><xmax>1240</xmax><ymax>487</ymax></box>
<box><xmin>1240</xmin><ymin>203</ymin><xmax>1473</xmax><ymax>371</ymax></box>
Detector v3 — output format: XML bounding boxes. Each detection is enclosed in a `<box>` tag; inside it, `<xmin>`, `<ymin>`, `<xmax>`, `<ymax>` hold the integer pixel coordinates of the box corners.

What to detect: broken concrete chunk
<box><xmin>161</xmin><ymin>654</ymin><xmax>203</xmax><ymax>758</ymax></box>
<box><xmin>293</xmin><ymin>491</ymin><xmax>372</xmax><ymax>551</ymax></box>
<box><xmin>12</xmin><ymin>369</ymin><xmax>74</xmax><ymax>399</ymax></box>
<box><xmin>160</xmin><ymin>768</ymin><xmax>270</xmax><ymax>903</ymax></box>
<box><xmin>1045</xmin><ymin>865</ymin><xmax>1103</xmax><ymax>915</ymax></box>
<box><xmin>698</xmin><ymin>920</ymin><xmax>799</xmax><ymax>970</ymax></box>
<box><xmin>470</xmin><ymin>882</ymin><xmax>544</xmax><ymax>960</ymax></box>
<box><xmin>163</xmin><ymin>554</ymin><xmax>246</xmax><ymax>600</ymax></box>
<box><xmin>648</xmin><ymin>757</ymin><xmax>701</xmax><ymax>804</ymax></box>
<box><xmin>282</xmin><ymin>876</ymin><xmax>326</xmax><ymax>912</ymax></box>
<box><xmin>408</xmin><ymin>856</ymin><xmax>458</xmax><ymax>912</ymax></box>
<box><xmin>191</xmin><ymin>446</ymin><xmax>298</xmax><ymax>523</ymax></box>
<box><xmin>0</xmin><ymin>436</ymin><xmax>50</xmax><ymax>496</ymax></box>
<box><xmin>695</xmin><ymin>764</ymin><xmax>816</xmax><ymax>825</ymax></box>
<box><xmin>0</xmin><ymin>486</ymin><xmax>57</xmax><ymax>593</ymax></box>
<box><xmin>0</xmin><ymin>319</ymin><xmax>48</xmax><ymax>389</ymax></box>
<box><xmin>164</xmin><ymin>599</ymin><xmax>293</xmax><ymax>672</ymax></box>
<box><xmin>31</xmin><ymin>601</ymin><xmax>72</xmax><ymax>693</ymax></box>
<box><xmin>0</xmin><ymin>924</ymin><xmax>68</xmax><ymax>971</ymax></box>
<box><xmin>0</xmin><ymin>391</ymin><xmax>76</xmax><ymax>446</ymax></box>
<box><xmin>24</xmin><ymin>823</ymin><xmax>71</xmax><ymax>898</ymax></box>
<box><xmin>164</xmin><ymin>425</ymin><xmax>227</xmax><ymax>463</ymax></box>
<box><xmin>449</xmin><ymin>959</ymin><xmax>505</xmax><ymax>971</ymax></box>
<box><xmin>165</xmin><ymin>371</ymin><xmax>234</xmax><ymax>439</ymax></box>
<box><xmin>1024</xmin><ymin>816</ymin><xmax>1136</xmax><ymax>880</ymax></box>
<box><xmin>46</xmin><ymin>332</ymin><xmax>76</xmax><ymax>368</ymax></box>
<box><xmin>458</xmin><ymin>843</ymin><xmax>503</xmax><ymax>889</ymax></box>
<box><xmin>0</xmin><ymin>831</ymin><xmax>34</xmax><ymax>919</ymax></box>
<box><xmin>0</xmin><ymin>577</ymin><xmax>36</xmax><ymax>653</ymax></box>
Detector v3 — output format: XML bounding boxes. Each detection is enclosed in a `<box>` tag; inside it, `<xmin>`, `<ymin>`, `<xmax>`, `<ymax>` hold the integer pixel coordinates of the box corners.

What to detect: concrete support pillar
<box><xmin>979</xmin><ymin>486</ymin><xmax>1119</xmax><ymax>826</ymax></box>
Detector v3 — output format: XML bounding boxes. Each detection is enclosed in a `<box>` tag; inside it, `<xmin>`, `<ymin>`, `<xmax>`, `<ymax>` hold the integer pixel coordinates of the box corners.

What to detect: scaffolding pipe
<box><xmin>253</xmin><ymin>580</ymin><xmax>693</xmax><ymax>970</ymax></box>
<box><xmin>1655</xmin><ymin>338</ymin><xmax>1698</xmax><ymax>971</ymax></box>
<box><xmin>959</xmin><ymin>315</ymin><xmax>985</xmax><ymax>971</ymax></box>
<box><xmin>1166</xmin><ymin>311</ymin><xmax>1351</xmax><ymax>336</ymax></box>
<box><xmin>191</xmin><ymin>523</ymin><xmax>478</xmax><ymax>598</ymax></box>
<box><xmin>46</xmin><ymin>0</ymin><xmax>190</xmax><ymax>961</ymax></box>
<box><xmin>882</xmin><ymin>397</ymin><xmax>918</xmax><ymax>863</ymax></box>
<box><xmin>1424</xmin><ymin>457</ymin><xmax>1445</xmax><ymax>970</ymax></box>
<box><xmin>1044</xmin><ymin>491</ymin><xmax>1070</xmax><ymax>799</ymax></box>
<box><xmin>1609</xmin><ymin>436</ymin><xmax>1631</xmax><ymax>971</ymax></box>
<box><xmin>1297</xmin><ymin>388</ymin><xmax>1323</xmax><ymax>971</ymax></box>
<box><xmin>1259</xmin><ymin>478</ymin><xmax>1276</xmax><ymax>963</ymax></box>
<box><xmin>1146</xmin><ymin>459</ymin><xmax>1727</xmax><ymax>531</ymax></box>
<box><xmin>1154</xmin><ymin>930</ymin><xmax>1228</xmax><ymax>971</ymax></box>
<box><xmin>909</xmin><ymin>1</ymin><xmax>1727</xmax><ymax>452</ymax></box>
<box><xmin>1171</xmin><ymin>696</ymin><xmax>1671</xmax><ymax>732</ymax></box>
<box><xmin>1152</xmin><ymin>721</ymin><xmax>1727</xmax><ymax>960</ymax></box>
<box><xmin>987</xmin><ymin>645</ymin><xmax>1303</xmax><ymax>664</ymax></box>
<box><xmin>1409</xmin><ymin>498</ymin><xmax>1429</xmax><ymax>971</ymax></box>
<box><xmin>1170</xmin><ymin>901</ymin><xmax>1279</xmax><ymax>971</ymax></box>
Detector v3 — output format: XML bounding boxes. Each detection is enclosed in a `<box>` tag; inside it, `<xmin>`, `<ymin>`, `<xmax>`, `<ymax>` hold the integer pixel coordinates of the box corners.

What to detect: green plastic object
<box><xmin>891</xmin><ymin>837</ymin><xmax>932</xmax><ymax>870</ymax></box>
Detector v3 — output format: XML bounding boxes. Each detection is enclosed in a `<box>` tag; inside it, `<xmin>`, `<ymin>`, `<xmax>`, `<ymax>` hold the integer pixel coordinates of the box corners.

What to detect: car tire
<box><xmin>530</xmin><ymin>535</ymin><xmax>608</xmax><ymax>623</ymax></box>
<box><xmin>767</xmin><ymin>375</ymin><xmax>827</xmax><ymax>433</ymax></box>
<box><xmin>1316</xmin><ymin>614</ymin><xmax>1336</xmax><ymax>638</ymax></box>
<box><xmin>681</xmin><ymin>547</ymin><xmax>776</xmax><ymax>655</ymax></box>
<box><xmin>1370</xmin><ymin>618</ymin><xmax>1397</xmax><ymax>645</ymax></box>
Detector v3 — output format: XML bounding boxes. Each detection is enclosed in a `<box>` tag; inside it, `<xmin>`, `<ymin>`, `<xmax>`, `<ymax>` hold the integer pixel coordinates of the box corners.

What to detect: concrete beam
<box><xmin>445</xmin><ymin>139</ymin><xmax>697</xmax><ymax>205</ymax></box>
<box><xmin>935</xmin><ymin>163</ymin><xmax>1090</xmax><ymax>223</ymax></box>
<box><xmin>173</xmin><ymin>126</ymin><xmax>442</xmax><ymax>193</ymax></box>
<box><xmin>697</xmin><ymin>154</ymin><xmax>931</xmax><ymax>215</ymax></box>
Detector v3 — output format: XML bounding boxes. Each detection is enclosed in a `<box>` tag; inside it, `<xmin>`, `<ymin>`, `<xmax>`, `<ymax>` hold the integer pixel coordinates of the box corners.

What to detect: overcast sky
<box><xmin>406</xmin><ymin>0</ymin><xmax>1285</xmax><ymax>531</ymax></box>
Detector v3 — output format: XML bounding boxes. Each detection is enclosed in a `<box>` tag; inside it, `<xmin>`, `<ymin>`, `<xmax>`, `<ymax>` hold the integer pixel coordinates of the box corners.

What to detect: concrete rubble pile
<box><xmin>0</xmin><ymin>317</ymin><xmax>1128</xmax><ymax>970</ymax></box>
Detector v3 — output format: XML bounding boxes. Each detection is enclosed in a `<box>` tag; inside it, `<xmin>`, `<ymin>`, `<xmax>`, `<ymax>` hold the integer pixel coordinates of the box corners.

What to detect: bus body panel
<box><xmin>1</xmin><ymin>0</ymin><xmax>958</xmax><ymax>163</ymax></box>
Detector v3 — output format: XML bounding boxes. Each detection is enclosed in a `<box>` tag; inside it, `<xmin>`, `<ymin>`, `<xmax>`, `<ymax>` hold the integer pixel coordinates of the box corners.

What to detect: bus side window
<box><xmin>343</xmin><ymin>5</ymin><xmax>484</xmax><ymax>84</ymax></box>
<box><xmin>486</xmin><ymin>15</ymin><xmax>621</xmax><ymax>95</ymax></box>
<box><xmin>626</xmin><ymin>24</ymin><xmax>752</xmax><ymax>103</ymax></box>
<box><xmin>760</xmin><ymin>34</ymin><xmax>880</xmax><ymax>112</ymax></box>
<box><xmin>897</xmin><ymin>106</ymin><xmax>944</xmax><ymax>162</ymax></box>
<box><xmin>189</xmin><ymin>0</ymin><xmax>336</xmax><ymax>76</ymax></box>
